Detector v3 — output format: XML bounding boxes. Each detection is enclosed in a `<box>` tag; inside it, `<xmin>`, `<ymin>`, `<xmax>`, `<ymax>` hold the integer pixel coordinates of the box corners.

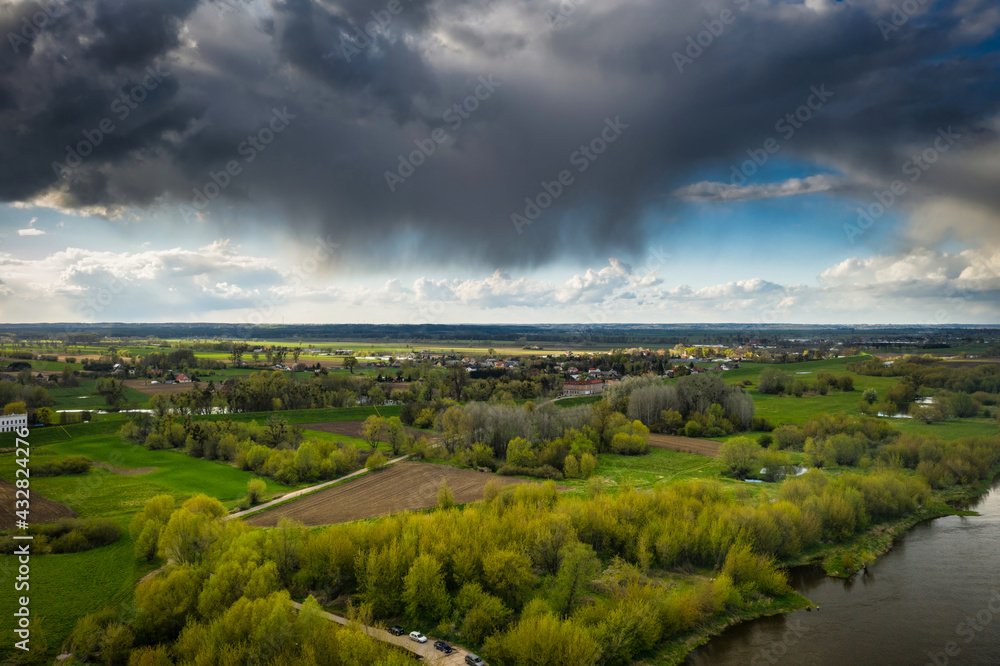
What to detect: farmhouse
<box><xmin>0</xmin><ymin>413</ymin><xmax>28</xmax><ymax>432</ymax></box>
<box><xmin>563</xmin><ymin>378</ymin><xmax>605</xmax><ymax>396</ymax></box>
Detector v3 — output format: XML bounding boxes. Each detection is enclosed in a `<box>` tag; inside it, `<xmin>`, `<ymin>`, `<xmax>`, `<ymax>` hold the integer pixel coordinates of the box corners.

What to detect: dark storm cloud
<box><xmin>0</xmin><ymin>0</ymin><xmax>998</xmax><ymax>266</ymax></box>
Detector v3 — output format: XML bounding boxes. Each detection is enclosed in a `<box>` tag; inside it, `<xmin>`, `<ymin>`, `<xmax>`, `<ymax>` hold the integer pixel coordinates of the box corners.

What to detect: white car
<box><xmin>409</xmin><ymin>631</ymin><xmax>427</xmax><ymax>643</ymax></box>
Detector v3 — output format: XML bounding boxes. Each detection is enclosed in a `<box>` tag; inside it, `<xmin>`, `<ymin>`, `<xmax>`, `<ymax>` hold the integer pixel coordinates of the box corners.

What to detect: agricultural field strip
<box><xmin>226</xmin><ymin>455</ymin><xmax>410</xmax><ymax>521</ymax></box>
<box><xmin>647</xmin><ymin>434</ymin><xmax>722</xmax><ymax>457</ymax></box>
<box><xmin>245</xmin><ymin>462</ymin><xmax>561</xmax><ymax>527</ymax></box>
<box><xmin>287</xmin><ymin>601</ymin><xmax>468</xmax><ymax>664</ymax></box>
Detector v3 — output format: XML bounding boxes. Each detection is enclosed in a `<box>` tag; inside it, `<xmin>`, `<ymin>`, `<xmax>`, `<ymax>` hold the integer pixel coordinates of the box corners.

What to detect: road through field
<box><xmin>245</xmin><ymin>461</ymin><xmax>564</xmax><ymax>527</ymax></box>
<box><xmin>226</xmin><ymin>455</ymin><xmax>409</xmax><ymax>521</ymax></box>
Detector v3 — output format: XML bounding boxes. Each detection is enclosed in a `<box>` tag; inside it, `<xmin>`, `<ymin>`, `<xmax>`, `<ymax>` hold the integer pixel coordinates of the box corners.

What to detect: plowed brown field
<box><xmin>648</xmin><ymin>434</ymin><xmax>722</xmax><ymax>457</ymax></box>
<box><xmin>245</xmin><ymin>461</ymin><xmax>561</xmax><ymax>527</ymax></box>
<box><xmin>0</xmin><ymin>478</ymin><xmax>78</xmax><ymax>529</ymax></box>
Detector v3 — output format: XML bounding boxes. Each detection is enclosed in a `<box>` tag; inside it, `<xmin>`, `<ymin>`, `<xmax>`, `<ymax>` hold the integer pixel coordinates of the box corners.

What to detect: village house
<box><xmin>563</xmin><ymin>378</ymin><xmax>606</xmax><ymax>396</ymax></box>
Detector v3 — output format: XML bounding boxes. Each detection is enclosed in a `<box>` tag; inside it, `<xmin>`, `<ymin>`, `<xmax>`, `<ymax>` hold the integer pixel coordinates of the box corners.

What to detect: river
<box><xmin>686</xmin><ymin>478</ymin><xmax>1000</xmax><ymax>666</ymax></box>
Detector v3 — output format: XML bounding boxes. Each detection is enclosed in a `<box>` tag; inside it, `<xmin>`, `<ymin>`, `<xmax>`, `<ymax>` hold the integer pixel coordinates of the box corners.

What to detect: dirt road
<box><xmin>288</xmin><ymin>601</ymin><xmax>476</xmax><ymax>665</ymax></box>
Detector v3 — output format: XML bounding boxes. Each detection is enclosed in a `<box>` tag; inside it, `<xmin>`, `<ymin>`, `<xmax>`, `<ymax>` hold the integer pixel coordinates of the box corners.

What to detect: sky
<box><xmin>0</xmin><ymin>0</ymin><xmax>998</xmax><ymax>326</ymax></box>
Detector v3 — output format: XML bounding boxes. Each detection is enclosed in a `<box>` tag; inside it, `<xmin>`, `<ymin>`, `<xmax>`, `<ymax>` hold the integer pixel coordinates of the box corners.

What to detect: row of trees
<box><xmin>757</xmin><ymin>368</ymin><xmax>855</xmax><ymax>396</ymax></box>
<box><xmin>598</xmin><ymin>374</ymin><xmax>756</xmax><ymax>438</ymax></box>
<box><xmin>120</xmin><ymin>414</ymin><xmax>377</xmax><ymax>486</ymax></box>
<box><xmin>719</xmin><ymin>412</ymin><xmax>1000</xmax><ymax>492</ymax></box>
<box><xmin>424</xmin><ymin>402</ymin><xmax>652</xmax><ymax>480</ymax></box>
<box><xmin>848</xmin><ymin>355</ymin><xmax>1000</xmax><ymax>394</ymax></box>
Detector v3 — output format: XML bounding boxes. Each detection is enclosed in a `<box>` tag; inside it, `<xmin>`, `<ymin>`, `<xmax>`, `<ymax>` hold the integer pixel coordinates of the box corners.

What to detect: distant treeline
<box><xmin>7</xmin><ymin>322</ymin><xmax>998</xmax><ymax>347</ymax></box>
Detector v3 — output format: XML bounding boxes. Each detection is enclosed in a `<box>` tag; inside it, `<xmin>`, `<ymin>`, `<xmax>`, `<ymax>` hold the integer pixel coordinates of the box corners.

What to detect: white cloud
<box><xmin>17</xmin><ymin>228</ymin><xmax>46</xmax><ymax>236</ymax></box>
<box><xmin>674</xmin><ymin>174</ymin><xmax>841</xmax><ymax>203</ymax></box>
<box><xmin>1</xmin><ymin>240</ymin><xmax>998</xmax><ymax>324</ymax></box>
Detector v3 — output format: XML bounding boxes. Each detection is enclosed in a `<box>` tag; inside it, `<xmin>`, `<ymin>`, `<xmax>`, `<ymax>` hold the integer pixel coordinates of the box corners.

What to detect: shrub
<box><xmin>862</xmin><ymin>387</ymin><xmax>878</xmax><ymax>404</ymax></box>
<box><xmin>50</xmin><ymin>529</ymin><xmax>91</xmax><ymax>554</ymax></box>
<box><xmin>719</xmin><ymin>437</ymin><xmax>761</xmax><ymax>479</ymax></box>
<box><xmin>33</xmin><ymin>455</ymin><xmax>91</xmax><ymax>476</ymax></box>
<box><xmin>758</xmin><ymin>368</ymin><xmax>791</xmax><ymax>395</ymax></box>
<box><xmin>722</xmin><ymin>543</ymin><xmax>790</xmax><ymax>597</ymax></box>
<box><xmin>684</xmin><ymin>420</ymin><xmax>704</xmax><ymax>438</ymax></box>
<box><xmin>757</xmin><ymin>449</ymin><xmax>793</xmax><ymax>482</ymax></box>
<box><xmin>773</xmin><ymin>424</ymin><xmax>806</xmax><ymax>450</ymax></box>
<box><xmin>497</xmin><ymin>464</ymin><xmax>564</xmax><ymax>480</ymax></box>
<box><xmin>246</xmin><ymin>478</ymin><xmax>267</xmax><ymax>505</ymax></box>
<box><xmin>365</xmin><ymin>451</ymin><xmax>388</xmax><ymax>471</ymax></box>
<box><xmin>437</xmin><ymin>481</ymin><xmax>455</xmax><ymax>509</ymax></box>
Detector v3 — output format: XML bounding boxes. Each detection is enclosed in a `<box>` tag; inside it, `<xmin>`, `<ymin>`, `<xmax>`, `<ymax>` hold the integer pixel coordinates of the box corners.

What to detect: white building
<box><xmin>0</xmin><ymin>413</ymin><xmax>28</xmax><ymax>432</ymax></box>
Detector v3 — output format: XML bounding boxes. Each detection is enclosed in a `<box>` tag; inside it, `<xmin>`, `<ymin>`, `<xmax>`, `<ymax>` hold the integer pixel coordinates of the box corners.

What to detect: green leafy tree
<box><xmin>403</xmin><ymin>554</ymin><xmax>451</xmax><ymax>623</ymax></box>
<box><xmin>343</xmin><ymin>356</ymin><xmax>359</xmax><ymax>374</ymax></box>
<box><xmin>483</xmin><ymin>549</ymin><xmax>535</xmax><ymax>607</ymax></box>
<box><xmin>551</xmin><ymin>541</ymin><xmax>601</xmax><ymax>614</ymax></box>
<box><xmin>130</xmin><ymin>495</ymin><xmax>175</xmax><ymax>561</ymax></box>
<box><xmin>386</xmin><ymin>416</ymin><xmax>405</xmax><ymax>455</ymax></box>
<box><xmin>361</xmin><ymin>415</ymin><xmax>387</xmax><ymax>453</ymax></box>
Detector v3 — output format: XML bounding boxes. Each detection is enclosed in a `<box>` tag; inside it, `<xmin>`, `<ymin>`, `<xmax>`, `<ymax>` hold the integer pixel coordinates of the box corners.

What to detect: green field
<box><xmin>0</xmin><ymin>522</ymin><xmax>158</xmax><ymax>657</ymax></box>
<box><xmin>0</xmin><ymin>412</ymin><xmax>328</xmax><ymax>657</ymax></box>
<box><xmin>577</xmin><ymin>448</ymin><xmax>724</xmax><ymax>490</ymax></box>
<box><xmin>46</xmin><ymin>378</ymin><xmax>149</xmax><ymax>410</ymax></box>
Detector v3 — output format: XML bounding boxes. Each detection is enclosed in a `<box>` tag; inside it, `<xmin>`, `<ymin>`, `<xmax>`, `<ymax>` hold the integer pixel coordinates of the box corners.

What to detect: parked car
<box><xmin>465</xmin><ymin>655</ymin><xmax>486</xmax><ymax>666</ymax></box>
<box><xmin>388</xmin><ymin>626</ymin><xmax>405</xmax><ymax>636</ymax></box>
<box><xmin>433</xmin><ymin>640</ymin><xmax>453</xmax><ymax>653</ymax></box>
<box><xmin>409</xmin><ymin>631</ymin><xmax>427</xmax><ymax>643</ymax></box>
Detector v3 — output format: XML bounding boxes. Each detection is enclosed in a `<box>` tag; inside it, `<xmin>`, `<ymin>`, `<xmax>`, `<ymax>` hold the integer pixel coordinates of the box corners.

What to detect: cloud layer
<box><xmin>0</xmin><ymin>0</ymin><xmax>998</xmax><ymax>272</ymax></box>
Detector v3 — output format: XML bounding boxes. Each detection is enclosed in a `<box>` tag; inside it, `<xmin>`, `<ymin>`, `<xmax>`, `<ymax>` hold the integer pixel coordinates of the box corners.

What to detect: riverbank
<box><xmin>668</xmin><ymin>464</ymin><xmax>1000</xmax><ymax>664</ymax></box>
<box><xmin>654</xmin><ymin>592</ymin><xmax>813</xmax><ymax>665</ymax></box>
<box><xmin>792</xmin><ymin>461</ymin><xmax>1000</xmax><ymax>578</ymax></box>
